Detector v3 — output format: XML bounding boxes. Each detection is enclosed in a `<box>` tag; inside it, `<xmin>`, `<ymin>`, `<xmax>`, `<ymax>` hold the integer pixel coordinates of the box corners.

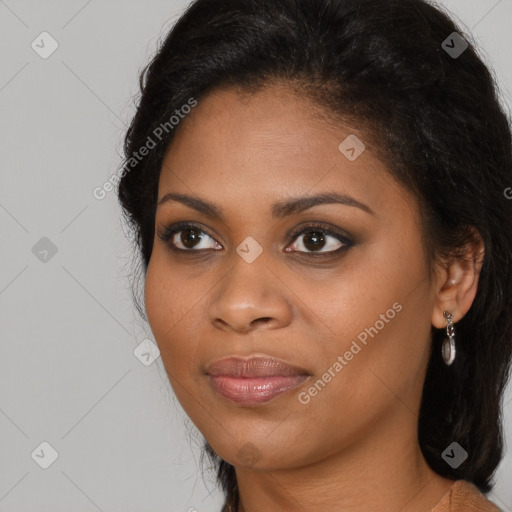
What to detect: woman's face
<box><xmin>145</xmin><ymin>83</ymin><xmax>439</xmax><ymax>470</ymax></box>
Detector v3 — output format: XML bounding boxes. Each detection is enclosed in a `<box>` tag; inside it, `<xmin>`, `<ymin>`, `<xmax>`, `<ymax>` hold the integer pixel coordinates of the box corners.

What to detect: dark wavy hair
<box><xmin>117</xmin><ymin>0</ymin><xmax>512</xmax><ymax>509</ymax></box>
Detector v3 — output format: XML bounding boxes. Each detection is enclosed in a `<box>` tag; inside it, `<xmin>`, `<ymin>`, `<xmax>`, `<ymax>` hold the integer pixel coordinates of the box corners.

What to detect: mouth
<box><xmin>205</xmin><ymin>355</ymin><xmax>311</xmax><ymax>406</ymax></box>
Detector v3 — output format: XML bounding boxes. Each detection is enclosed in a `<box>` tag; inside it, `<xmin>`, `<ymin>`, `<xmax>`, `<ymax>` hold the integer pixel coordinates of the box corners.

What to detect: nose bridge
<box><xmin>207</xmin><ymin>247</ymin><xmax>292</xmax><ymax>332</ymax></box>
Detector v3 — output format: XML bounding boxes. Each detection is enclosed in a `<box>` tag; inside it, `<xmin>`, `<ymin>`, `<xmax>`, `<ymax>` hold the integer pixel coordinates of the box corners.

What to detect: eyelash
<box><xmin>157</xmin><ymin>221</ymin><xmax>354</xmax><ymax>257</ymax></box>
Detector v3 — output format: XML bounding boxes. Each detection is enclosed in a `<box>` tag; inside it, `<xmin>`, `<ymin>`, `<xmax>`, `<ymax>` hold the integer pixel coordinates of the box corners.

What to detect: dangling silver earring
<box><xmin>442</xmin><ymin>311</ymin><xmax>456</xmax><ymax>365</ymax></box>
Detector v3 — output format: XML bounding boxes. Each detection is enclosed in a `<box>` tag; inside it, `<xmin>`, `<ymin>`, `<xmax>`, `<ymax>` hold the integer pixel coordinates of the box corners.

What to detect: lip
<box><xmin>206</xmin><ymin>355</ymin><xmax>310</xmax><ymax>406</ymax></box>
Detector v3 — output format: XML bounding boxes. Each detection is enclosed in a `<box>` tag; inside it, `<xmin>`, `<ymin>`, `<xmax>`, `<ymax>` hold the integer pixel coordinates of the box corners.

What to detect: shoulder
<box><xmin>431</xmin><ymin>480</ymin><xmax>503</xmax><ymax>512</ymax></box>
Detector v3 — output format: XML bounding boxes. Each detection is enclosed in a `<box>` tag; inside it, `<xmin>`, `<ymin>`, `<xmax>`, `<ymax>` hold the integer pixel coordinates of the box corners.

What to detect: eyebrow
<box><xmin>157</xmin><ymin>191</ymin><xmax>374</xmax><ymax>219</ymax></box>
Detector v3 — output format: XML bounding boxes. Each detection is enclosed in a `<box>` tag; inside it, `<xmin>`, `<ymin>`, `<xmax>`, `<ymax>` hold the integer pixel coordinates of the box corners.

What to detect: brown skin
<box><xmin>144</xmin><ymin>83</ymin><xmax>484</xmax><ymax>512</ymax></box>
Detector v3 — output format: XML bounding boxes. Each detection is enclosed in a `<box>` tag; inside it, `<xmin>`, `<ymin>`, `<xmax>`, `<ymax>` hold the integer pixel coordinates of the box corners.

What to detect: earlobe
<box><xmin>431</xmin><ymin>233</ymin><xmax>485</xmax><ymax>329</ymax></box>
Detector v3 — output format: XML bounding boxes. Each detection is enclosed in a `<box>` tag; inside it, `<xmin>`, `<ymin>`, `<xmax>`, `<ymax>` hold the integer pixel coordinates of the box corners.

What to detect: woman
<box><xmin>117</xmin><ymin>0</ymin><xmax>512</xmax><ymax>510</ymax></box>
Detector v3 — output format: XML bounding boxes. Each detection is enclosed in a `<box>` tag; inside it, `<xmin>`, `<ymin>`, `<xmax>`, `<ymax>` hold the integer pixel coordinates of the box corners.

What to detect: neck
<box><xmin>234</xmin><ymin>408</ymin><xmax>455</xmax><ymax>512</ymax></box>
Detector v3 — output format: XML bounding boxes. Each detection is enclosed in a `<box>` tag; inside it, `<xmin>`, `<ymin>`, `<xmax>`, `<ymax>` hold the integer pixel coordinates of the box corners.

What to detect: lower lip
<box><xmin>208</xmin><ymin>375</ymin><xmax>309</xmax><ymax>405</ymax></box>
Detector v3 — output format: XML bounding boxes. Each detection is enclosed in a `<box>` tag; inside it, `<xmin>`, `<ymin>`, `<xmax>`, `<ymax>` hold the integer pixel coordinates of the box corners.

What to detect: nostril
<box><xmin>252</xmin><ymin>317</ymin><xmax>273</xmax><ymax>327</ymax></box>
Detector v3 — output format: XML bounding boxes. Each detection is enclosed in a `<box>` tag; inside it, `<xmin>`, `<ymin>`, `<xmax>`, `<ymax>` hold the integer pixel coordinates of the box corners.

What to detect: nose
<box><xmin>207</xmin><ymin>256</ymin><xmax>293</xmax><ymax>334</ymax></box>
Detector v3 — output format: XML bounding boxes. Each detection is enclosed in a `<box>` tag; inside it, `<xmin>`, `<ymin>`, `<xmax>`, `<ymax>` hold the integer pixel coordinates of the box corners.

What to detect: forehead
<box><xmin>157</xmin><ymin>84</ymin><xmax>415</xmax><ymax>223</ymax></box>
<box><xmin>165</xmin><ymin>84</ymin><xmax>339</xmax><ymax>164</ymax></box>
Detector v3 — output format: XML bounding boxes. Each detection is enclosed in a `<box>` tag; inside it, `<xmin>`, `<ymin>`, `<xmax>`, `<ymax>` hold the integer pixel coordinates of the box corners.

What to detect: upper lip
<box><xmin>206</xmin><ymin>355</ymin><xmax>310</xmax><ymax>378</ymax></box>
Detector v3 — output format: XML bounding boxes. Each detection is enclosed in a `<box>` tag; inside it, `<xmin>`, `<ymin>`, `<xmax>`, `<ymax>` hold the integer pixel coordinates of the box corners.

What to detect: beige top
<box><xmin>431</xmin><ymin>480</ymin><xmax>502</xmax><ymax>511</ymax></box>
<box><xmin>221</xmin><ymin>479</ymin><xmax>504</xmax><ymax>511</ymax></box>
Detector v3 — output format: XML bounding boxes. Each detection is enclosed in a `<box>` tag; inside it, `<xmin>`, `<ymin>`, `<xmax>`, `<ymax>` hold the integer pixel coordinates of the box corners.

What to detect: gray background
<box><xmin>0</xmin><ymin>1</ymin><xmax>511</xmax><ymax>511</ymax></box>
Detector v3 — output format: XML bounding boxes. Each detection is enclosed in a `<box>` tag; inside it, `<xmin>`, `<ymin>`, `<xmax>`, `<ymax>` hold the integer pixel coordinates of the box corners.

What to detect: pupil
<box><xmin>304</xmin><ymin>231</ymin><xmax>325</xmax><ymax>251</ymax></box>
<box><xmin>182</xmin><ymin>229</ymin><xmax>202</xmax><ymax>248</ymax></box>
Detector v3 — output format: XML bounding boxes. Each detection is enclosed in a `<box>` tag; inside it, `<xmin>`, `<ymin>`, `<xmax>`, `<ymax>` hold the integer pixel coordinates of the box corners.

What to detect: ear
<box><xmin>431</xmin><ymin>230</ymin><xmax>485</xmax><ymax>329</ymax></box>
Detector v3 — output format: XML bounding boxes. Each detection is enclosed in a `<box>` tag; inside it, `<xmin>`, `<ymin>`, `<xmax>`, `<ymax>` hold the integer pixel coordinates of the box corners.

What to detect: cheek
<box><xmin>299</xmin><ymin>249</ymin><xmax>430</xmax><ymax>401</ymax></box>
<box><xmin>144</xmin><ymin>258</ymin><xmax>173</xmax><ymax>340</ymax></box>
<box><xmin>144</xmin><ymin>255</ymin><xmax>205</xmax><ymax>376</ymax></box>
<box><xmin>284</xmin><ymin>249</ymin><xmax>404</xmax><ymax>343</ymax></box>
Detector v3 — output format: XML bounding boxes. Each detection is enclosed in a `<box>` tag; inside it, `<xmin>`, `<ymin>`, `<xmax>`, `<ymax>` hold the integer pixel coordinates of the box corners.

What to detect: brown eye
<box><xmin>302</xmin><ymin>231</ymin><xmax>328</xmax><ymax>251</ymax></box>
<box><xmin>170</xmin><ymin>228</ymin><xmax>220</xmax><ymax>251</ymax></box>
<box><xmin>158</xmin><ymin>223</ymin><xmax>223</xmax><ymax>252</ymax></box>
<box><xmin>287</xmin><ymin>227</ymin><xmax>348</xmax><ymax>254</ymax></box>
<box><xmin>179</xmin><ymin>228</ymin><xmax>204</xmax><ymax>249</ymax></box>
